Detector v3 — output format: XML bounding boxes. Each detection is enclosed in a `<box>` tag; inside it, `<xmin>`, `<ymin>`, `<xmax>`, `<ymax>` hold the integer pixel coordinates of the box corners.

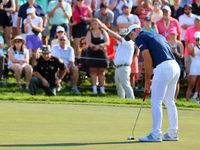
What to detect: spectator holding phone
<box><xmin>47</xmin><ymin>0</ymin><xmax>72</xmax><ymax>43</ymax></box>
<box><xmin>147</xmin><ymin>0</ymin><xmax>162</xmax><ymax>26</ymax></box>
<box><xmin>186</xmin><ymin>31</ymin><xmax>200</xmax><ymax>102</ymax></box>
<box><xmin>71</xmin><ymin>0</ymin><xmax>93</xmax><ymax>56</ymax></box>
<box><xmin>23</xmin><ymin>6</ymin><xmax>43</xmax><ymax>66</ymax></box>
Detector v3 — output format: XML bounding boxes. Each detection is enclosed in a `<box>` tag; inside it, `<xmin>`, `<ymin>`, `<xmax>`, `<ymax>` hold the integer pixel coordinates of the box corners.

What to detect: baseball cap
<box><xmin>169</xmin><ymin>28</ymin><xmax>177</xmax><ymax>34</ymax></box>
<box><xmin>184</xmin><ymin>3</ymin><xmax>192</xmax><ymax>9</ymax></box>
<box><xmin>194</xmin><ymin>31</ymin><xmax>200</xmax><ymax>38</ymax></box>
<box><xmin>122</xmin><ymin>3</ymin><xmax>132</xmax><ymax>10</ymax></box>
<box><xmin>144</xmin><ymin>16</ymin><xmax>151</xmax><ymax>21</ymax></box>
<box><xmin>26</xmin><ymin>7</ymin><xmax>35</xmax><ymax>14</ymax></box>
<box><xmin>195</xmin><ymin>15</ymin><xmax>200</xmax><ymax>20</ymax></box>
<box><xmin>124</xmin><ymin>24</ymin><xmax>141</xmax><ymax>41</ymax></box>
<box><xmin>119</xmin><ymin>29</ymin><xmax>127</xmax><ymax>36</ymax></box>
<box><xmin>162</xmin><ymin>5</ymin><xmax>171</xmax><ymax>12</ymax></box>
<box><xmin>41</xmin><ymin>45</ymin><xmax>51</xmax><ymax>53</ymax></box>
<box><xmin>56</xmin><ymin>26</ymin><xmax>65</xmax><ymax>32</ymax></box>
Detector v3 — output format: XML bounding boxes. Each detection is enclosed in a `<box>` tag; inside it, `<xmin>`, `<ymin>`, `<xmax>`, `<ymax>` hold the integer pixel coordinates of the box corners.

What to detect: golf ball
<box><xmin>128</xmin><ymin>136</ymin><xmax>132</xmax><ymax>140</ymax></box>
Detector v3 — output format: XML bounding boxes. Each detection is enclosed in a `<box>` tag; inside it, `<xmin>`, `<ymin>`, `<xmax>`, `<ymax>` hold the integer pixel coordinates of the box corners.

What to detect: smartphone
<box><xmin>172</xmin><ymin>44</ymin><xmax>176</xmax><ymax>49</ymax></box>
<box><xmin>27</xmin><ymin>15</ymin><xmax>31</xmax><ymax>22</ymax></box>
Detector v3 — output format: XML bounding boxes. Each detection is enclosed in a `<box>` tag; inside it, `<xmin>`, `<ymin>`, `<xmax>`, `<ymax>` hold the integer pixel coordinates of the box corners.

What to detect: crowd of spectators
<box><xmin>0</xmin><ymin>0</ymin><xmax>199</xmax><ymax>102</ymax></box>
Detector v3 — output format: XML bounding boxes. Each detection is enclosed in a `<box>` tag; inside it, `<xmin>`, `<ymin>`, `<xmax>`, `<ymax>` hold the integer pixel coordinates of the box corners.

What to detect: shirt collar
<box><xmin>58</xmin><ymin>44</ymin><xmax>68</xmax><ymax>50</ymax></box>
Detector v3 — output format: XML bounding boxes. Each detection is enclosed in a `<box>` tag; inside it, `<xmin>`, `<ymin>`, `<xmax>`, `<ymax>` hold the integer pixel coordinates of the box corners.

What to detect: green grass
<box><xmin>0</xmin><ymin>80</ymin><xmax>199</xmax><ymax>109</ymax></box>
<box><xmin>0</xmin><ymin>101</ymin><xmax>199</xmax><ymax>150</ymax></box>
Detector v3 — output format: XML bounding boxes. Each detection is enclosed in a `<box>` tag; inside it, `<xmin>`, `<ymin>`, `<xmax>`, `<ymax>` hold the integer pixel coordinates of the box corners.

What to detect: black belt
<box><xmin>115</xmin><ymin>63</ymin><xmax>130</xmax><ymax>68</ymax></box>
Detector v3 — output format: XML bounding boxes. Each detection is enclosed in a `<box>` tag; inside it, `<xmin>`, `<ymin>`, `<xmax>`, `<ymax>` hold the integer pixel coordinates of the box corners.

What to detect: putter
<box><xmin>128</xmin><ymin>91</ymin><xmax>148</xmax><ymax>140</ymax></box>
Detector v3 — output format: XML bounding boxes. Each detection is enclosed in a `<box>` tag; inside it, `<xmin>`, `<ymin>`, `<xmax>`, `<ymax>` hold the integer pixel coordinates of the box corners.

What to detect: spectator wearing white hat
<box><xmin>23</xmin><ymin>6</ymin><xmax>43</xmax><ymax>66</ymax></box>
<box><xmin>186</xmin><ymin>31</ymin><xmax>200</xmax><ymax>102</ymax></box>
<box><xmin>156</xmin><ymin>5</ymin><xmax>181</xmax><ymax>41</ymax></box>
<box><xmin>51</xmin><ymin>26</ymin><xmax>70</xmax><ymax>46</ymax></box>
<box><xmin>184</xmin><ymin>16</ymin><xmax>200</xmax><ymax>99</ymax></box>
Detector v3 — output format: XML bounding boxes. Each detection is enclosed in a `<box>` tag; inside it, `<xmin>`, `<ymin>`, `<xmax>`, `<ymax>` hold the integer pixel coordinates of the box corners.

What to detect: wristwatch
<box><xmin>59</xmin><ymin>77</ymin><xmax>62</xmax><ymax>80</ymax></box>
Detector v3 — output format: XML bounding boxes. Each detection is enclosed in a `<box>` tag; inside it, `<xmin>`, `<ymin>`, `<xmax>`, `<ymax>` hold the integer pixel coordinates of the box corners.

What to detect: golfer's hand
<box><xmin>145</xmin><ymin>79</ymin><xmax>152</xmax><ymax>93</ymax></box>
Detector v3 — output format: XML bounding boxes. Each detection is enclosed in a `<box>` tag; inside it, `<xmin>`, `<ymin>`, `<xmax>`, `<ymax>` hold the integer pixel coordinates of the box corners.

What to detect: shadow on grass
<box><xmin>0</xmin><ymin>141</ymin><xmax>142</xmax><ymax>147</ymax></box>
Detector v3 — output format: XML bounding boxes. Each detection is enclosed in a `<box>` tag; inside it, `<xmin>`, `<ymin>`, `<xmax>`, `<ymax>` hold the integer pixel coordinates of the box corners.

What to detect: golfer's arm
<box><xmin>106</xmin><ymin>29</ymin><xmax>122</xmax><ymax>43</ymax></box>
<box><xmin>142</xmin><ymin>49</ymin><xmax>153</xmax><ymax>80</ymax></box>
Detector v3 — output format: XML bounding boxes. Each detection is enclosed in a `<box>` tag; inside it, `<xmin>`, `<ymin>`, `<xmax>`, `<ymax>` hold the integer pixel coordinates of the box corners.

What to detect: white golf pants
<box><xmin>115</xmin><ymin>66</ymin><xmax>134</xmax><ymax>99</ymax></box>
<box><xmin>151</xmin><ymin>60</ymin><xmax>180</xmax><ymax>137</ymax></box>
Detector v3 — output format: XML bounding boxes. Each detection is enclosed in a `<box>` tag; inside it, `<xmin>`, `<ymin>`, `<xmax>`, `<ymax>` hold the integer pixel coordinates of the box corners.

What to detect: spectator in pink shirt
<box><xmin>72</xmin><ymin>0</ymin><xmax>97</xmax><ymax>11</ymax></box>
<box><xmin>156</xmin><ymin>6</ymin><xmax>181</xmax><ymax>41</ymax></box>
<box><xmin>184</xmin><ymin>16</ymin><xmax>200</xmax><ymax>98</ymax></box>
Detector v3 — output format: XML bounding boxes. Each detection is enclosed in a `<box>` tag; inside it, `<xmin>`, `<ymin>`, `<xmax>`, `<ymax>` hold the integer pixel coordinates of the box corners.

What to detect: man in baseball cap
<box><xmin>124</xmin><ymin>24</ymin><xmax>141</xmax><ymax>41</ymax></box>
<box><xmin>124</xmin><ymin>24</ymin><xmax>180</xmax><ymax>142</ymax></box>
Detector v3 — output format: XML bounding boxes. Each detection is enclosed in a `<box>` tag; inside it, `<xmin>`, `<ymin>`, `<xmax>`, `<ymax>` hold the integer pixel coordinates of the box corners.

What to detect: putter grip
<box><xmin>142</xmin><ymin>92</ymin><xmax>148</xmax><ymax>102</ymax></box>
<box><xmin>142</xmin><ymin>74</ymin><xmax>153</xmax><ymax>101</ymax></box>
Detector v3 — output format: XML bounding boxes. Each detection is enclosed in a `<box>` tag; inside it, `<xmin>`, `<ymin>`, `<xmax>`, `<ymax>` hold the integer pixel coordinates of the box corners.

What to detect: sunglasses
<box><xmin>57</xmin><ymin>31</ymin><xmax>64</xmax><ymax>33</ymax></box>
<box><xmin>59</xmin><ymin>39</ymin><xmax>66</xmax><ymax>41</ymax></box>
<box><xmin>14</xmin><ymin>40</ymin><xmax>22</xmax><ymax>43</ymax></box>
<box><xmin>81</xmin><ymin>42</ymin><xmax>86</xmax><ymax>45</ymax></box>
<box><xmin>77</xmin><ymin>0</ymin><xmax>83</xmax><ymax>1</ymax></box>
<box><xmin>154</xmin><ymin>3</ymin><xmax>160</xmax><ymax>6</ymax></box>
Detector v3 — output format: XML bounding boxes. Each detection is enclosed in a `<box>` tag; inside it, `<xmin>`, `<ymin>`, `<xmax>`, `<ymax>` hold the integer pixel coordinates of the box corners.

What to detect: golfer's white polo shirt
<box><xmin>114</xmin><ymin>38</ymin><xmax>135</xmax><ymax>66</ymax></box>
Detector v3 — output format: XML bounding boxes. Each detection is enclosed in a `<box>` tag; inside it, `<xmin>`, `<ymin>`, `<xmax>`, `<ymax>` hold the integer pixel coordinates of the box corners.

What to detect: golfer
<box><xmin>124</xmin><ymin>24</ymin><xmax>180</xmax><ymax>142</ymax></box>
<box><xmin>99</xmin><ymin>23</ymin><xmax>135</xmax><ymax>99</ymax></box>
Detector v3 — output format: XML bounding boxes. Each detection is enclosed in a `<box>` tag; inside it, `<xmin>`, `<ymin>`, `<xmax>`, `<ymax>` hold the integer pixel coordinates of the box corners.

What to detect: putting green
<box><xmin>0</xmin><ymin>101</ymin><xmax>199</xmax><ymax>150</ymax></box>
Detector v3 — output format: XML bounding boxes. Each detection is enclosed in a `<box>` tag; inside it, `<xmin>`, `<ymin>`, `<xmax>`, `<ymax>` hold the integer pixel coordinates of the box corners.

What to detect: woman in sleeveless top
<box><xmin>8</xmin><ymin>35</ymin><xmax>33</xmax><ymax>90</ymax></box>
<box><xmin>186</xmin><ymin>31</ymin><xmax>200</xmax><ymax>102</ymax></box>
<box><xmin>168</xmin><ymin>28</ymin><xmax>184</xmax><ymax>100</ymax></box>
<box><xmin>0</xmin><ymin>0</ymin><xmax>15</xmax><ymax>47</ymax></box>
<box><xmin>71</xmin><ymin>0</ymin><xmax>93</xmax><ymax>56</ymax></box>
<box><xmin>86</xmin><ymin>18</ymin><xmax>109</xmax><ymax>94</ymax></box>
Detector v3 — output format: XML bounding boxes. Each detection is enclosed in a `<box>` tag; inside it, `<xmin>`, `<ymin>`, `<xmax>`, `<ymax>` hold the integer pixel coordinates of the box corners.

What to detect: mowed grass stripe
<box><xmin>0</xmin><ymin>102</ymin><xmax>199</xmax><ymax>150</ymax></box>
